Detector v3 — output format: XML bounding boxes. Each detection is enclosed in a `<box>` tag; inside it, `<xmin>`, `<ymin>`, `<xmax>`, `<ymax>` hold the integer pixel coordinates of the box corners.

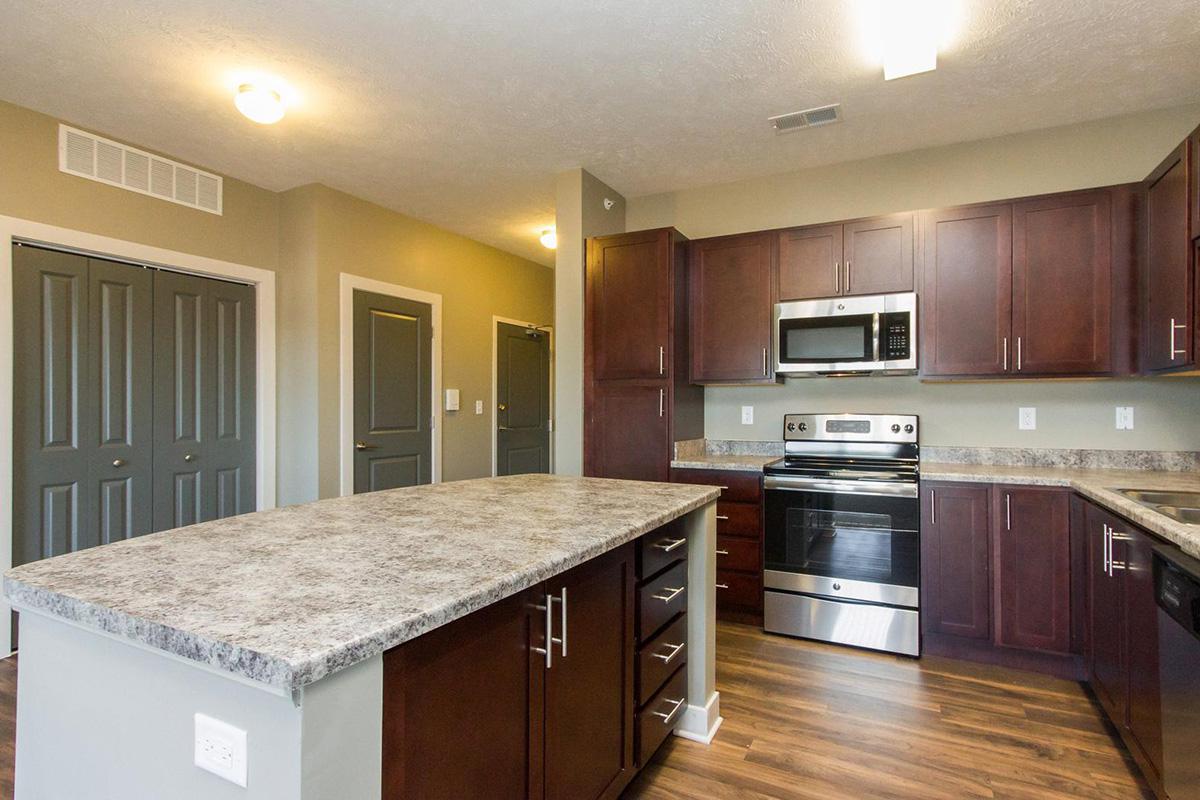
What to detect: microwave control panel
<box><xmin>881</xmin><ymin>312</ymin><xmax>911</xmax><ymax>360</ymax></box>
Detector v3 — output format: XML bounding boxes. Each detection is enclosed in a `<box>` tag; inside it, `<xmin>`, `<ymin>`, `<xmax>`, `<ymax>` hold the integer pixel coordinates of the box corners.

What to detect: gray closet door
<box><xmin>496</xmin><ymin>322</ymin><xmax>550</xmax><ymax>475</ymax></box>
<box><xmin>152</xmin><ymin>271</ymin><xmax>256</xmax><ymax>530</ymax></box>
<box><xmin>352</xmin><ymin>290</ymin><xmax>433</xmax><ymax>493</ymax></box>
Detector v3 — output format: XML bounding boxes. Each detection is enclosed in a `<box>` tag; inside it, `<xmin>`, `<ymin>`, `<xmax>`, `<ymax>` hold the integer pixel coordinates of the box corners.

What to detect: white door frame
<box><xmin>491</xmin><ymin>316</ymin><xmax>554</xmax><ymax>477</ymax></box>
<box><xmin>0</xmin><ymin>214</ymin><xmax>278</xmax><ymax>656</ymax></box>
<box><xmin>339</xmin><ymin>273</ymin><xmax>443</xmax><ymax>495</ymax></box>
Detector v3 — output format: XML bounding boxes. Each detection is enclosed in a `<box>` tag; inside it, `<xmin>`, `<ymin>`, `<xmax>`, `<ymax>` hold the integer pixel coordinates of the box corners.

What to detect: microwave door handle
<box><xmin>872</xmin><ymin>313</ymin><xmax>881</xmax><ymax>363</ymax></box>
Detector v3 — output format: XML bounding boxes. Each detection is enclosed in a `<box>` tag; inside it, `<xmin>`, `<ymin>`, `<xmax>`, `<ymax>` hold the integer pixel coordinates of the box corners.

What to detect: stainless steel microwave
<box><xmin>774</xmin><ymin>292</ymin><xmax>917</xmax><ymax>375</ymax></box>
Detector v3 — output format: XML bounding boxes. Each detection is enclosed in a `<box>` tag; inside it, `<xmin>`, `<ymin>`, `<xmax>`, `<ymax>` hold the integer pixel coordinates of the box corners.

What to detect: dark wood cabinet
<box><xmin>993</xmin><ymin>487</ymin><xmax>1071</xmax><ymax>653</ymax></box>
<box><xmin>688</xmin><ymin>232</ymin><xmax>777</xmax><ymax>383</ymax></box>
<box><xmin>586</xmin><ymin>230</ymin><xmax>671</xmax><ymax>381</ymax></box>
<box><xmin>778</xmin><ymin>215</ymin><xmax>913</xmax><ymax>301</ymax></box>
<box><xmin>633</xmin><ymin>527</ymin><xmax>687</xmax><ymax>768</ymax></box>
<box><xmin>1124</xmin><ymin>525</ymin><xmax>1163</xmax><ymax>788</ymax></box>
<box><xmin>588</xmin><ymin>383</ymin><xmax>670</xmax><ymax>482</ymax></box>
<box><xmin>1012</xmin><ymin>191</ymin><xmax>1113</xmax><ymax>375</ymax></box>
<box><xmin>919</xmin><ymin>204</ymin><xmax>1013</xmax><ymax>376</ymax></box>
<box><xmin>1084</xmin><ymin>501</ymin><xmax>1127</xmax><ymax>725</ymax></box>
<box><xmin>1143</xmin><ymin>140</ymin><xmax>1194</xmax><ymax>372</ymax></box>
<box><xmin>921</xmin><ymin>483</ymin><xmax>992</xmax><ymax>640</ymax></box>
<box><xmin>778</xmin><ymin>224</ymin><xmax>841</xmax><ymax>300</ymax></box>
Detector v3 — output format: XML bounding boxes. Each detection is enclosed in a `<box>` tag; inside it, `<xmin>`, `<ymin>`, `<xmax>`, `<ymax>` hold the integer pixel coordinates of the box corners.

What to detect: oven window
<box><xmin>779</xmin><ymin>315</ymin><xmax>873</xmax><ymax>363</ymax></box>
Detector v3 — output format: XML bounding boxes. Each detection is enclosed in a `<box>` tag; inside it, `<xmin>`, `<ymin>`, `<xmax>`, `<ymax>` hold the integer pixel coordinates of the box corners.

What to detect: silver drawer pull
<box><xmin>652</xmin><ymin>641</ymin><xmax>685</xmax><ymax>664</ymax></box>
<box><xmin>652</xmin><ymin>537</ymin><xmax>687</xmax><ymax>553</ymax></box>
<box><xmin>716</xmin><ymin>515</ymin><xmax>730</xmax><ymax>521</ymax></box>
<box><xmin>652</xmin><ymin>696</ymin><xmax>686</xmax><ymax>725</ymax></box>
<box><xmin>716</xmin><ymin>549</ymin><xmax>729</xmax><ymax>555</ymax></box>
<box><xmin>652</xmin><ymin>586</ymin><xmax>686</xmax><ymax>603</ymax></box>
<box><xmin>716</xmin><ymin>583</ymin><xmax>729</xmax><ymax>590</ymax></box>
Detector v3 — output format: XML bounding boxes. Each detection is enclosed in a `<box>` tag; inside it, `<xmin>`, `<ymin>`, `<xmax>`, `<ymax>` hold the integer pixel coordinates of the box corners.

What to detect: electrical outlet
<box><xmin>474</xmin><ymin>400</ymin><xmax>483</xmax><ymax>415</ymax></box>
<box><xmin>1018</xmin><ymin>407</ymin><xmax>1037</xmax><ymax>430</ymax></box>
<box><xmin>195</xmin><ymin>713</ymin><xmax>247</xmax><ymax>787</ymax></box>
<box><xmin>741</xmin><ymin>406</ymin><xmax>754</xmax><ymax>425</ymax></box>
<box><xmin>1116</xmin><ymin>406</ymin><xmax>1134</xmax><ymax>430</ymax></box>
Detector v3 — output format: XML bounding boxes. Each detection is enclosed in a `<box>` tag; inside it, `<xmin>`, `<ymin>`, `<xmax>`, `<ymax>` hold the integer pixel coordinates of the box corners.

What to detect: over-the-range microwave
<box><xmin>774</xmin><ymin>291</ymin><xmax>917</xmax><ymax>376</ymax></box>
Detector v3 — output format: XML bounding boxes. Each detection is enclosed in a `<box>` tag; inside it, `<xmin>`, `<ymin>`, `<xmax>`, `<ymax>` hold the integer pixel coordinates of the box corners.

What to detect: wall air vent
<box><xmin>769</xmin><ymin>104</ymin><xmax>842</xmax><ymax>134</ymax></box>
<box><xmin>57</xmin><ymin>124</ymin><xmax>223</xmax><ymax>215</ymax></box>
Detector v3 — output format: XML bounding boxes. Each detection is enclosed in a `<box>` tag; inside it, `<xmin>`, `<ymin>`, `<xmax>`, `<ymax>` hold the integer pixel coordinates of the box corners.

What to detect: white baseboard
<box><xmin>674</xmin><ymin>690</ymin><xmax>722</xmax><ymax>744</ymax></box>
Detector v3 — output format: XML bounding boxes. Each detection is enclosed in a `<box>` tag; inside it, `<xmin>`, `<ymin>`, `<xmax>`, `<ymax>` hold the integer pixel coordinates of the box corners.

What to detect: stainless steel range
<box><xmin>762</xmin><ymin>413</ymin><xmax>920</xmax><ymax>656</ymax></box>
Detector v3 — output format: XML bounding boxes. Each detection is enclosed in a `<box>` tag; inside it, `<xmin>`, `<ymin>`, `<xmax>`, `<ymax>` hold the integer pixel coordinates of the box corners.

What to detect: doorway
<box><xmin>493</xmin><ymin>319</ymin><xmax>552</xmax><ymax>476</ymax></box>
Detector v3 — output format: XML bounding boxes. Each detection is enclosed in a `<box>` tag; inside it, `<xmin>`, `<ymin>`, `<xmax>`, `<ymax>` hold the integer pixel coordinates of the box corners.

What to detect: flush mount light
<box><xmin>540</xmin><ymin>228</ymin><xmax>557</xmax><ymax>249</ymax></box>
<box><xmin>857</xmin><ymin>0</ymin><xmax>959</xmax><ymax>81</ymax></box>
<box><xmin>234</xmin><ymin>83</ymin><xmax>286</xmax><ymax>124</ymax></box>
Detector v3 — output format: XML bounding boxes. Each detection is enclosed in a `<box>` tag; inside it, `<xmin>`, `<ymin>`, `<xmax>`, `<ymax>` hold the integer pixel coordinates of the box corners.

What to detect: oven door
<box><xmin>763</xmin><ymin>475</ymin><xmax>920</xmax><ymax>607</ymax></box>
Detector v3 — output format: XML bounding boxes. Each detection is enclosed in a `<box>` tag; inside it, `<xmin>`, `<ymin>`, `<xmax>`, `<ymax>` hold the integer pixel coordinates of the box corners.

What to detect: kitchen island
<box><xmin>3</xmin><ymin>474</ymin><xmax>720</xmax><ymax>799</ymax></box>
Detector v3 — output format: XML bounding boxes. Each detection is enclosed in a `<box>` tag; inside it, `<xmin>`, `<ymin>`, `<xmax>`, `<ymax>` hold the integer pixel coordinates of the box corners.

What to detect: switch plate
<box><xmin>1116</xmin><ymin>406</ymin><xmax>1134</xmax><ymax>430</ymax></box>
<box><xmin>444</xmin><ymin>389</ymin><xmax>460</xmax><ymax>412</ymax></box>
<box><xmin>741</xmin><ymin>406</ymin><xmax>754</xmax><ymax>425</ymax></box>
<box><xmin>475</xmin><ymin>400</ymin><xmax>484</xmax><ymax>415</ymax></box>
<box><xmin>194</xmin><ymin>713</ymin><xmax>247</xmax><ymax>787</ymax></box>
<box><xmin>1018</xmin><ymin>407</ymin><xmax>1037</xmax><ymax>430</ymax></box>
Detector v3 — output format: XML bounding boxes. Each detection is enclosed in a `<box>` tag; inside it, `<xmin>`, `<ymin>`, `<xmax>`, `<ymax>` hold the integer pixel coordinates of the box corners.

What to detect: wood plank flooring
<box><xmin>625</xmin><ymin>623</ymin><xmax>1153</xmax><ymax>800</ymax></box>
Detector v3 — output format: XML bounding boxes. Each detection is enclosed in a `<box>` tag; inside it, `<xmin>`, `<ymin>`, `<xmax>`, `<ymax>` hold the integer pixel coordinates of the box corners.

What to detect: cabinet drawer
<box><xmin>637</xmin><ymin>520</ymin><xmax>689</xmax><ymax>581</ymax></box>
<box><xmin>717</xmin><ymin>502</ymin><xmax>760</xmax><ymax>538</ymax></box>
<box><xmin>673</xmin><ymin>469</ymin><xmax>761</xmax><ymax>503</ymax></box>
<box><xmin>637</xmin><ymin>663</ymin><xmax>687</xmax><ymax>766</ymax></box>
<box><xmin>639</xmin><ymin>559</ymin><xmax>688</xmax><ymax>641</ymax></box>
<box><xmin>637</xmin><ymin>613</ymin><xmax>687</xmax><ymax>707</ymax></box>
<box><xmin>716</xmin><ymin>569</ymin><xmax>761</xmax><ymax>611</ymax></box>
<box><xmin>716</xmin><ymin>535</ymin><xmax>760</xmax><ymax>573</ymax></box>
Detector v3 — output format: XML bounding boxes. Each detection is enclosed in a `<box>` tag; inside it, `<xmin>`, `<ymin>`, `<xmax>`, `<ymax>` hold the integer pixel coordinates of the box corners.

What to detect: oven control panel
<box><xmin>783</xmin><ymin>413</ymin><xmax>918</xmax><ymax>443</ymax></box>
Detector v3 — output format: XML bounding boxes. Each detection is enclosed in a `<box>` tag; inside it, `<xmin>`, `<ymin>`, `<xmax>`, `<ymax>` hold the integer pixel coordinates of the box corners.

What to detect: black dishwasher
<box><xmin>1154</xmin><ymin>546</ymin><xmax>1200</xmax><ymax>800</ymax></box>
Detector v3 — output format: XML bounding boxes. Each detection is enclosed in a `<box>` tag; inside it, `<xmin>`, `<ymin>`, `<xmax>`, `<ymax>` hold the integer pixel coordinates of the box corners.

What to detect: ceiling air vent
<box><xmin>769</xmin><ymin>104</ymin><xmax>842</xmax><ymax>134</ymax></box>
<box><xmin>57</xmin><ymin>124</ymin><xmax>223</xmax><ymax>215</ymax></box>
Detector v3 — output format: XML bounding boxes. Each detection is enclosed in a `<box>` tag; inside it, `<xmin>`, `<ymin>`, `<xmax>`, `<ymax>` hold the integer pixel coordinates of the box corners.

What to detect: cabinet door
<box><xmin>1124</xmin><ymin>526</ymin><xmax>1163</xmax><ymax>783</ymax></box>
<box><xmin>1012</xmin><ymin>191</ymin><xmax>1112</xmax><ymax>375</ymax></box>
<box><xmin>585</xmin><ymin>383</ymin><xmax>669</xmax><ymax>481</ymax></box>
<box><xmin>689</xmin><ymin>232</ymin><xmax>775</xmax><ymax>383</ymax></box>
<box><xmin>994</xmin><ymin>488</ymin><xmax>1071</xmax><ymax>653</ymax></box>
<box><xmin>921</xmin><ymin>483</ymin><xmax>991</xmax><ymax>640</ymax></box>
<box><xmin>382</xmin><ymin>586</ymin><xmax>545</xmax><ymax>800</ymax></box>
<box><xmin>843</xmin><ymin>213</ymin><xmax>914</xmax><ymax>296</ymax></box>
<box><xmin>1144</xmin><ymin>141</ymin><xmax>1194</xmax><ymax>371</ymax></box>
<box><xmin>544</xmin><ymin>545</ymin><xmax>635</xmax><ymax>800</ymax></box>
<box><xmin>1086</xmin><ymin>503</ymin><xmax>1127</xmax><ymax>722</ymax></box>
<box><xmin>920</xmin><ymin>204</ymin><xmax>1013</xmax><ymax>376</ymax></box>
<box><xmin>778</xmin><ymin>224</ymin><xmax>842</xmax><ymax>300</ymax></box>
<box><xmin>587</xmin><ymin>230</ymin><xmax>671</xmax><ymax>381</ymax></box>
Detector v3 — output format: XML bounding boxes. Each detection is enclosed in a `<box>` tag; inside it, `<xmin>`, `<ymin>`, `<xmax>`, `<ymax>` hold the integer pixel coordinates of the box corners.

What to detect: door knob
<box><xmin>112</xmin><ymin>458</ymin><xmax>126</xmax><ymax>468</ymax></box>
<box><xmin>498</xmin><ymin>403</ymin><xmax>507</xmax><ymax>411</ymax></box>
<box><xmin>183</xmin><ymin>454</ymin><xmax>195</xmax><ymax>462</ymax></box>
<box><xmin>355</xmin><ymin>441</ymin><xmax>376</xmax><ymax>451</ymax></box>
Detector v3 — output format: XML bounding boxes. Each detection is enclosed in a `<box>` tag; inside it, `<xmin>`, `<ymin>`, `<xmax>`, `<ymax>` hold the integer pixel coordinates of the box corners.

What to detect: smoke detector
<box><xmin>769</xmin><ymin>104</ymin><xmax>843</xmax><ymax>134</ymax></box>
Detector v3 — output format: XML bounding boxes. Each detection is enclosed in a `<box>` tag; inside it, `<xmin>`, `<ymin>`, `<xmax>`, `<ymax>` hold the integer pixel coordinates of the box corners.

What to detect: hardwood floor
<box><xmin>625</xmin><ymin>623</ymin><xmax>1153</xmax><ymax>800</ymax></box>
<box><xmin>0</xmin><ymin>656</ymin><xmax>13</xmax><ymax>800</ymax></box>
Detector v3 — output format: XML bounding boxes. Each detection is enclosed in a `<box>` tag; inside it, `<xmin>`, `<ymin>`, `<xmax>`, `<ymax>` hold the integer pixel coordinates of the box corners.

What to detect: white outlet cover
<box><xmin>741</xmin><ymin>406</ymin><xmax>754</xmax><ymax>425</ymax></box>
<box><xmin>1018</xmin><ymin>407</ymin><xmax>1037</xmax><ymax>430</ymax></box>
<box><xmin>1116</xmin><ymin>406</ymin><xmax>1134</xmax><ymax>430</ymax></box>
<box><xmin>195</xmin><ymin>713</ymin><xmax>247</xmax><ymax>788</ymax></box>
<box><xmin>475</xmin><ymin>400</ymin><xmax>484</xmax><ymax>415</ymax></box>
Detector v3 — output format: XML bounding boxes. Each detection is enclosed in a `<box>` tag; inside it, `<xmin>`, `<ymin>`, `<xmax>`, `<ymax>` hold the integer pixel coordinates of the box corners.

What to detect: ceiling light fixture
<box><xmin>539</xmin><ymin>228</ymin><xmax>557</xmax><ymax>249</ymax></box>
<box><xmin>857</xmin><ymin>0</ymin><xmax>959</xmax><ymax>81</ymax></box>
<box><xmin>234</xmin><ymin>83</ymin><xmax>286</xmax><ymax>124</ymax></box>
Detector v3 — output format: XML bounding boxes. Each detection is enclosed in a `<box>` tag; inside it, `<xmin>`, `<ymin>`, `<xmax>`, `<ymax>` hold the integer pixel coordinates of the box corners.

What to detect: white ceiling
<box><xmin>2</xmin><ymin>0</ymin><xmax>1199</xmax><ymax>266</ymax></box>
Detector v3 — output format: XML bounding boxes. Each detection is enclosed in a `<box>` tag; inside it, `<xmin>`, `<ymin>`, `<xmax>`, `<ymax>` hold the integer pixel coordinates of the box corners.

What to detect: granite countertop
<box><xmin>670</xmin><ymin>454</ymin><xmax>778</xmax><ymax>472</ymax></box>
<box><xmin>3</xmin><ymin>475</ymin><xmax>718</xmax><ymax>690</ymax></box>
<box><xmin>922</xmin><ymin>463</ymin><xmax>1200</xmax><ymax>559</ymax></box>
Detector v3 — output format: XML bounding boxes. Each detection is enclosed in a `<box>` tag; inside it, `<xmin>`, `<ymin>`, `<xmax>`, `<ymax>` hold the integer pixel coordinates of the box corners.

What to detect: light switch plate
<box><xmin>1116</xmin><ymin>406</ymin><xmax>1134</xmax><ymax>430</ymax></box>
<box><xmin>194</xmin><ymin>713</ymin><xmax>247</xmax><ymax>787</ymax></box>
<box><xmin>1018</xmin><ymin>407</ymin><xmax>1037</xmax><ymax>430</ymax></box>
<box><xmin>475</xmin><ymin>400</ymin><xmax>484</xmax><ymax>415</ymax></box>
<box><xmin>741</xmin><ymin>406</ymin><xmax>754</xmax><ymax>425</ymax></box>
<box><xmin>444</xmin><ymin>389</ymin><xmax>460</xmax><ymax>412</ymax></box>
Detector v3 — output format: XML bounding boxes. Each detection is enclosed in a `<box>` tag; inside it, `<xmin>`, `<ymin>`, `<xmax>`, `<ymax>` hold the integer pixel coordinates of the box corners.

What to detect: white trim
<box><xmin>339</xmin><ymin>274</ymin><xmax>443</xmax><ymax>496</ymax></box>
<box><xmin>0</xmin><ymin>214</ymin><xmax>277</xmax><ymax>656</ymax></box>
<box><xmin>491</xmin><ymin>316</ymin><xmax>555</xmax><ymax>477</ymax></box>
<box><xmin>675</xmin><ymin>691</ymin><xmax>723</xmax><ymax>744</ymax></box>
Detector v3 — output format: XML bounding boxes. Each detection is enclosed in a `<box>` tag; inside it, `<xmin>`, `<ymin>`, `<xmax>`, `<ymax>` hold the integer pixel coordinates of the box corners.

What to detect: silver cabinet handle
<box><xmin>659</xmin><ymin>345</ymin><xmax>665</xmax><ymax>375</ymax></box>
<box><xmin>716</xmin><ymin>583</ymin><xmax>729</xmax><ymax>590</ymax></box>
<box><xmin>112</xmin><ymin>458</ymin><xmax>126</xmax><ymax>468</ymax></box>
<box><xmin>1016</xmin><ymin>337</ymin><xmax>1022</xmax><ymax>371</ymax></box>
<box><xmin>1109</xmin><ymin>528</ymin><xmax>1129</xmax><ymax>574</ymax></box>
<box><xmin>659</xmin><ymin>388</ymin><xmax>665</xmax><ymax>418</ymax></box>
<box><xmin>652</xmin><ymin>696</ymin><xmax>686</xmax><ymax>724</ymax></box>
<box><xmin>184</xmin><ymin>453</ymin><xmax>196</xmax><ymax>462</ymax></box>
<box><xmin>550</xmin><ymin>587</ymin><xmax>567</xmax><ymax>658</ymax></box>
<box><xmin>845</xmin><ymin>260</ymin><xmax>851</xmax><ymax>293</ymax></box>
<box><xmin>1002</xmin><ymin>337</ymin><xmax>1008</xmax><ymax>371</ymax></box>
<box><xmin>929</xmin><ymin>488</ymin><xmax>937</xmax><ymax>526</ymax></box>
<box><xmin>762</xmin><ymin>347</ymin><xmax>768</xmax><ymax>377</ymax></box>
<box><xmin>834</xmin><ymin>261</ymin><xmax>841</xmax><ymax>294</ymax></box>
<box><xmin>1005</xmin><ymin>493</ymin><xmax>1011</xmax><ymax>531</ymax></box>
<box><xmin>652</xmin><ymin>537</ymin><xmax>687</xmax><ymax>553</ymax></box>
<box><xmin>1171</xmin><ymin>318</ymin><xmax>1188</xmax><ymax>359</ymax></box>
<box><xmin>716</xmin><ymin>549</ymin><xmax>729</xmax><ymax>556</ymax></box>
<box><xmin>652</xmin><ymin>585</ymin><xmax>686</xmax><ymax>603</ymax></box>
<box><xmin>652</xmin><ymin>641</ymin><xmax>685</xmax><ymax>664</ymax></box>
<box><xmin>1102</xmin><ymin>524</ymin><xmax>1111</xmax><ymax>577</ymax></box>
<box><xmin>532</xmin><ymin>593</ymin><xmax>554</xmax><ymax>669</ymax></box>
<box><xmin>716</xmin><ymin>515</ymin><xmax>729</xmax><ymax>521</ymax></box>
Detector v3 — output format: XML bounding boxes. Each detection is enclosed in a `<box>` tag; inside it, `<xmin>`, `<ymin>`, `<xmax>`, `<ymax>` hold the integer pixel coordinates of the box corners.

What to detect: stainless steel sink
<box><xmin>1117</xmin><ymin>488</ymin><xmax>1200</xmax><ymax>525</ymax></box>
<box><xmin>1158</xmin><ymin>507</ymin><xmax>1200</xmax><ymax>524</ymax></box>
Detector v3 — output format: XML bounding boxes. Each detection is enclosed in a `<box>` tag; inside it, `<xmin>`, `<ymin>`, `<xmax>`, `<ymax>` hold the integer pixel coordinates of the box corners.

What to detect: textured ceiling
<box><xmin>2</xmin><ymin>0</ymin><xmax>1199</xmax><ymax>266</ymax></box>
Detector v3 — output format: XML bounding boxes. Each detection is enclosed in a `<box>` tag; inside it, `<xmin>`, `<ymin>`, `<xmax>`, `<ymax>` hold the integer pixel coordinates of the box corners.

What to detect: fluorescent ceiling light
<box><xmin>857</xmin><ymin>0</ymin><xmax>959</xmax><ymax>81</ymax></box>
<box><xmin>540</xmin><ymin>228</ymin><xmax>557</xmax><ymax>249</ymax></box>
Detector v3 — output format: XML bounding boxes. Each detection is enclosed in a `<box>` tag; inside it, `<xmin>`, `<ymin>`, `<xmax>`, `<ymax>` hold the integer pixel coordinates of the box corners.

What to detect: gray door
<box><xmin>13</xmin><ymin>245</ymin><xmax>154</xmax><ymax>568</ymax></box>
<box><xmin>353</xmin><ymin>290</ymin><xmax>433</xmax><ymax>493</ymax></box>
<box><xmin>496</xmin><ymin>322</ymin><xmax>550</xmax><ymax>475</ymax></box>
<box><xmin>152</xmin><ymin>270</ymin><xmax>256</xmax><ymax>530</ymax></box>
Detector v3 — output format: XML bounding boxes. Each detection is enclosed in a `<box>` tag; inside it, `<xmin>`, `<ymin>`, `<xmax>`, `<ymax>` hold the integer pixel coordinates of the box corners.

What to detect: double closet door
<box><xmin>12</xmin><ymin>244</ymin><xmax>256</xmax><ymax>568</ymax></box>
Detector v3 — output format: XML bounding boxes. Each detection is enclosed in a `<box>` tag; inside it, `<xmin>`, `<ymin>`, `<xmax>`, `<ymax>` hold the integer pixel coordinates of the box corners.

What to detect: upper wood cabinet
<box><xmin>778</xmin><ymin>214</ymin><xmax>914</xmax><ymax>301</ymax></box>
<box><xmin>586</xmin><ymin>230</ymin><xmax>672</xmax><ymax>381</ymax></box>
<box><xmin>919</xmin><ymin>203</ymin><xmax>1013</xmax><ymax>377</ymax></box>
<box><xmin>1143</xmin><ymin>140</ymin><xmax>1194</xmax><ymax>372</ymax></box>
<box><xmin>689</xmin><ymin>232</ymin><xmax>777</xmax><ymax>384</ymax></box>
<box><xmin>994</xmin><ymin>487</ymin><xmax>1072</xmax><ymax>654</ymax></box>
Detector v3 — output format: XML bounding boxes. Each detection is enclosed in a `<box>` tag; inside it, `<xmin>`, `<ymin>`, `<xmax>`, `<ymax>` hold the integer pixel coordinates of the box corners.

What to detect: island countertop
<box><xmin>3</xmin><ymin>474</ymin><xmax>719</xmax><ymax>690</ymax></box>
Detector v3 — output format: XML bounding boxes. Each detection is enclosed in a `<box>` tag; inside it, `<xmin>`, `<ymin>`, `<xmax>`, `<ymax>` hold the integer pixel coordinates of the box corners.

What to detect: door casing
<box><xmin>492</xmin><ymin>316</ymin><xmax>554</xmax><ymax>476</ymax></box>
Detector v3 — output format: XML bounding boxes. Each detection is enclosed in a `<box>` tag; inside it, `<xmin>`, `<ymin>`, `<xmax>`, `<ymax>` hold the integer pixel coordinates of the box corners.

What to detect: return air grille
<box><xmin>58</xmin><ymin>124</ymin><xmax>223</xmax><ymax>215</ymax></box>
<box><xmin>769</xmin><ymin>104</ymin><xmax>843</xmax><ymax>134</ymax></box>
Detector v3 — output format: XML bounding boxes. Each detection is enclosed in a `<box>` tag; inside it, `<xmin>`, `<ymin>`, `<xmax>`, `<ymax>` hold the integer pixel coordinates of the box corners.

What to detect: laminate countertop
<box><xmin>670</xmin><ymin>455</ymin><xmax>778</xmax><ymax>472</ymax></box>
<box><xmin>922</xmin><ymin>463</ymin><xmax>1200</xmax><ymax>560</ymax></box>
<box><xmin>3</xmin><ymin>475</ymin><xmax>718</xmax><ymax>690</ymax></box>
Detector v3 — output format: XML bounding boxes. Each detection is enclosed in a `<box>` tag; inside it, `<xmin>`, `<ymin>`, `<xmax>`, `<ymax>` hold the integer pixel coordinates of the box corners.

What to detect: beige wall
<box><xmin>626</xmin><ymin>105</ymin><xmax>1200</xmax><ymax>451</ymax></box>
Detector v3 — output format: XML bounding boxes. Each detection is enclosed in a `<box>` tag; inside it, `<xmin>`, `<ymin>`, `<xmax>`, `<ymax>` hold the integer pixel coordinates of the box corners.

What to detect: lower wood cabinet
<box><xmin>994</xmin><ymin>487</ymin><xmax>1072</xmax><ymax>653</ymax></box>
<box><xmin>634</xmin><ymin>527</ymin><xmax>689</xmax><ymax>768</ymax></box>
<box><xmin>922</xmin><ymin>483</ymin><xmax>991</xmax><ymax>640</ymax></box>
